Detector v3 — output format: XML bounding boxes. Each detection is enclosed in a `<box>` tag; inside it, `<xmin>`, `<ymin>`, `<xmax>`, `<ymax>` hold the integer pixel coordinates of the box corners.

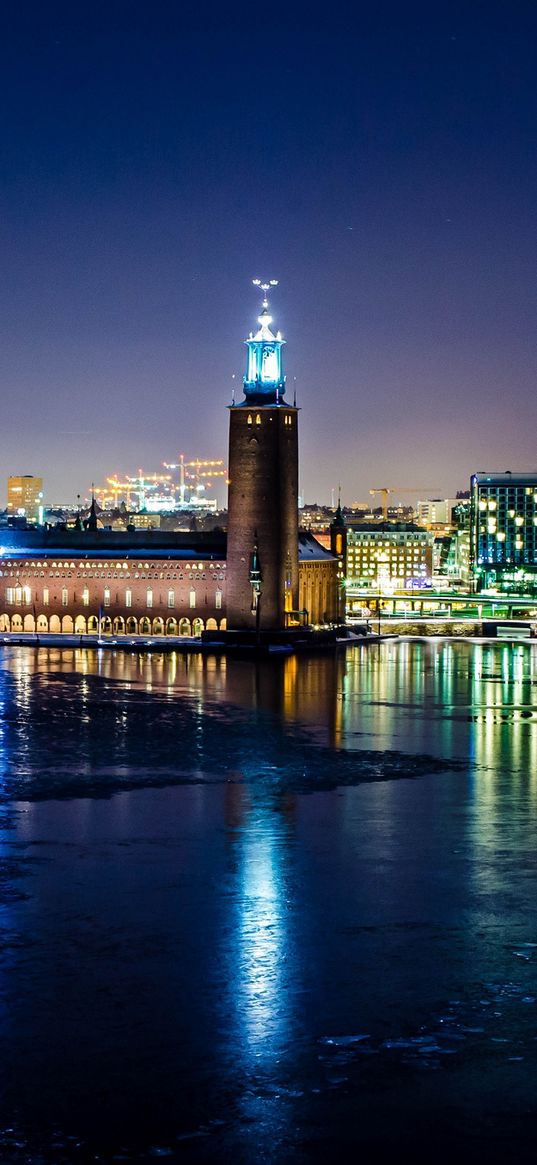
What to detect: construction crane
<box><xmin>94</xmin><ymin>473</ymin><xmax>174</xmax><ymax>511</ymax></box>
<box><xmin>369</xmin><ymin>487</ymin><xmax>438</xmax><ymax>521</ymax></box>
<box><xmin>162</xmin><ymin>455</ymin><xmax>227</xmax><ymax>506</ymax></box>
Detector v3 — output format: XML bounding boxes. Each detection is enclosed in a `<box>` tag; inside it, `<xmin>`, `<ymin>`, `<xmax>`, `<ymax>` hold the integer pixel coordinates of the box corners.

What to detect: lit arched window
<box><xmin>247</xmin><ymin>414</ymin><xmax>253</xmax><ymax>425</ymax></box>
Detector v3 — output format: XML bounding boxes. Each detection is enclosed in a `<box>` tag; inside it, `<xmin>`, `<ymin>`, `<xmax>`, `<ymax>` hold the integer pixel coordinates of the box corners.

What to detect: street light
<box><xmin>249</xmin><ymin>540</ymin><xmax>263</xmax><ymax>647</ymax></box>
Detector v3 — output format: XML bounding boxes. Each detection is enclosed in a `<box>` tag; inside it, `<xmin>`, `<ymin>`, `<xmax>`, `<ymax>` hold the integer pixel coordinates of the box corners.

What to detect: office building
<box><xmin>345</xmin><ymin>522</ymin><xmax>434</xmax><ymax>591</ymax></box>
<box><xmin>416</xmin><ymin>498</ymin><xmax>459</xmax><ymax>528</ymax></box>
<box><xmin>7</xmin><ymin>476</ymin><xmax>43</xmax><ymax>523</ymax></box>
<box><xmin>471</xmin><ymin>471</ymin><xmax>537</xmax><ymax>593</ymax></box>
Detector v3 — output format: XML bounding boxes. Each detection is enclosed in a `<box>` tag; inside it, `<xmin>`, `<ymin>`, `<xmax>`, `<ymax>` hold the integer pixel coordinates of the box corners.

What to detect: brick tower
<box><xmin>227</xmin><ymin>282</ymin><xmax>299</xmax><ymax>633</ymax></box>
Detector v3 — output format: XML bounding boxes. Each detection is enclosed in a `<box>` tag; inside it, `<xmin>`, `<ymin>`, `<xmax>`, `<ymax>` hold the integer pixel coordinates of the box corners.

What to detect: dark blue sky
<box><xmin>2</xmin><ymin>1</ymin><xmax>537</xmax><ymax>506</ymax></box>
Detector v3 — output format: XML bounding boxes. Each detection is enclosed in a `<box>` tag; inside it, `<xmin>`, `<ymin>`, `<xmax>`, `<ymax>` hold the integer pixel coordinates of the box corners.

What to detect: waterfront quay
<box><xmin>348</xmin><ymin>587</ymin><xmax>537</xmax><ymax>640</ymax></box>
<box><xmin>0</xmin><ymin>616</ymin><xmax>535</xmax><ymax>655</ymax></box>
<box><xmin>0</xmin><ymin>626</ymin><xmax>360</xmax><ymax>655</ymax></box>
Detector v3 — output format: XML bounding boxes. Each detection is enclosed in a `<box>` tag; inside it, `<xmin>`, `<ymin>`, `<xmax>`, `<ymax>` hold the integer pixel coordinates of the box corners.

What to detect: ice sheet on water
<box><xmin>0</xmin><ymin>662</ymin><xmax>472</xmax><ymax>802</ymax></box>
<box><xmin>383</xmin><ymin>1036</ymin><xmax>441</xmax><ymax>1051</ymax></box>
<box><xmin>314</xmin><ymin>977</ymin><xmax>537</xmax><ymax>1106</ymax></box>
<box><xmin>432</xmin><ymin>1026</ymin><xmax>466</xmax><ymax>1040</ymax></box>
<box><xmin>319</xmin><ymin>1034</ymin><xmax>370</xmax><ymax>1046</ymax></box>
<box><xmin>175</xmin><ymin>1128</ymin><xmax>211</xmax><ymax>1142</ymax></box>
<box><xmin>484</xmin><ymin>981</ymin><xmax>527</xmax><ymax>1000</ymax></box>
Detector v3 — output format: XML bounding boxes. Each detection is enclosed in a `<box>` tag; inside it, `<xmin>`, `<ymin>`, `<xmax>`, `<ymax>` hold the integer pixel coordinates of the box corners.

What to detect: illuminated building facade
<box><xmin>7</xmin><ymin>476</ymin><xmax>43</xmax><ymax>523</ymax></box>
<box><xmin>345</xmin><ymin>523</ymin><xmax>434</xmax><ymax>591</ymax></box>
<box><xmin>471</xmin><ymin>472</ymin><xmax>537</xmax><ymax>594</ymax></box>
<box><xmin>297</xmin><ymin>532</ymin><xmax>339</xmax><ymax>626</ymax></box>
<box><xmin>0</xmin><ymin>530</ymin><xmax>227</xmax><ymax>636</ymax></box>
<box><xmin>129</xmin><ymin>513</ymin><xmax>162</xmax><ymax>530</ymax></box>
<box><xmin>416</xmin><ymin>498</ymin><xmax>459</xmax><ymax>528</ymax></box>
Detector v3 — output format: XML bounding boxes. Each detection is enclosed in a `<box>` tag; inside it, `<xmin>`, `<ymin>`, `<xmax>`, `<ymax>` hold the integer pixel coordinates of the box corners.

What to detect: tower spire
<box><xmin>243</xmin><ymin>279</ymin><xmax>286</xmax><ymax>404</ymax></box>
<box><xmin>252</xmin><ymin>278</ymin><xmax>278</xmax><ymax>321</ymax></box>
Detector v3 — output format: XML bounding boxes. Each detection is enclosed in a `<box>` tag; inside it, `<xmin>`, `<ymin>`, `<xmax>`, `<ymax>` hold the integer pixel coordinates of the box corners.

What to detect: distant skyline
<box><xmin>2</xmin><ymin>2</ymin><xmax>537</xmax><ymax>505</ymax></box>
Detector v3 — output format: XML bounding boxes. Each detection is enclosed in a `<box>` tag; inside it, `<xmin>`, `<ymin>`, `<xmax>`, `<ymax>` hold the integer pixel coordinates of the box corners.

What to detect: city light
<box><xmin>92</xmin><ymin>456</ymin><xmax>227</xmax><ymax>513</ymax></box>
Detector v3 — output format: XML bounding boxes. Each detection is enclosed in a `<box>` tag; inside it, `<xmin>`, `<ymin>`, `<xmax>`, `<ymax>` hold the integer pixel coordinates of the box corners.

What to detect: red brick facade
<box><xmin>0</xmin><ymin>551</ymin><xmax>228</xmax><ymax>635</ymax></box>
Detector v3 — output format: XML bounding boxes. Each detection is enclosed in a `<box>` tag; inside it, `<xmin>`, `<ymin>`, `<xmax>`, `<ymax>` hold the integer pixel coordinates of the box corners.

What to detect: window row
<box><xmin>1</xmin><ymin>560</ymin><xmax>227</xmax><ymax>571</ymax></box>
<box><xmin>5</xmin><ymin>587</ymin><xmax>223</xmax><ymax>610</ymax></box>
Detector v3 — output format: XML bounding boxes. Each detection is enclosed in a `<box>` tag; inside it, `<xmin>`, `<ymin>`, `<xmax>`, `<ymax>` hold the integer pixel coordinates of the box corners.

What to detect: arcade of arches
<box><xmin>0</xmin><ymin>614</ymin><xmax>227</xmax><ymax>636</ymax></box>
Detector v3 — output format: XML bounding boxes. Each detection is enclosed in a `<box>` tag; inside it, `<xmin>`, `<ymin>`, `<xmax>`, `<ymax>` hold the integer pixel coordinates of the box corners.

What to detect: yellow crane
<box><xmin>369</xmin><ymin>487</ymin><xmax>438</xmax><ymax>520</ymax></box>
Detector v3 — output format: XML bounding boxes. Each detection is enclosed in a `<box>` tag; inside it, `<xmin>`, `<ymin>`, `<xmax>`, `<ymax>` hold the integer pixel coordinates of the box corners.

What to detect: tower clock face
<box><xmin>262</xmin><ymin>346</ymin><xmax>278</xmax><ymax>382</ymax></box>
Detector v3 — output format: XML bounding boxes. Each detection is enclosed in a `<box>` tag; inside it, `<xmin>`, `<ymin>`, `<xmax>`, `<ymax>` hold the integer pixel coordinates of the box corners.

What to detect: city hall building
<box><xmin>0</xmin><ymin>292</ymin><xmax>339</xmax><ymax>639</ymax></box>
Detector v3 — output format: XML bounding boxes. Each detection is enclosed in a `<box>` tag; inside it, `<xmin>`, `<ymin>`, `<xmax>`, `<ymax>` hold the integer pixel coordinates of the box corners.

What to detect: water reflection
<box><xmin>0</xmin><ymin>642</ymin><xmax>535</xmax><ymax>802</ymax></box>
<box><xmin>226</xmin><ymin>786</ymin><xmax>294</xmax><ymax>1055</ymax></box>
<box><xmin>217</xmin><ymin>779</ymin><xmax>301</xmax><ymax>1158</ymax></box>
<box><xmin>0</xmin><ymin>642</ymin><xmax>536</xmax><ymax>1159</ymax></box>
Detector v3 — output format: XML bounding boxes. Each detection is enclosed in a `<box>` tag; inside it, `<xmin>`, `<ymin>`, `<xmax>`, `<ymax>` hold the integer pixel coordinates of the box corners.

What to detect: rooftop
<box><xmin>347</xmin><ymin>522</ymin><xmax>426</xmax><ymax>534</ymax></box>
<box><xmin>0</xmin><ymin>527</ymin><xmax>227</xmax><ymax>561</ymax></box>
<box><xmin>298</xmin><ymin>531</ymin><xmax>336</xmax><ymax>561</ymax></box>
<box><xmin>473</xmin><ymin>472</ymin><xmax>537</xmax><ymax>484</ymax></box>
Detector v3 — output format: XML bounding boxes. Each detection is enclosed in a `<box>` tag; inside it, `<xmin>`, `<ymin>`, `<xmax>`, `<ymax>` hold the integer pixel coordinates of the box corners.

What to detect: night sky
<box><xmin>2</xmin><ymin>2</ymin><xmax>537</xmax><ymax>507</ymax></box>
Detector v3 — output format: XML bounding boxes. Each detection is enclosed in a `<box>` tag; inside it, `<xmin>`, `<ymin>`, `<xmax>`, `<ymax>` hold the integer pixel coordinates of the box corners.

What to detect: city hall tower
<box><xmin>227</xmin><ymin>281</ymin><xmax>299</xmax><ymax>632</ymax></box>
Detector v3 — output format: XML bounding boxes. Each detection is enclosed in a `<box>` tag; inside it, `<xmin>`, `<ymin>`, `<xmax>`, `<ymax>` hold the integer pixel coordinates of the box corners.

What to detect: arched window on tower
<box><xmin>255</xmin><ymin>414</ymin><xmax>261</xmax><ymax>425</ymax></box>
<box><xmin>247</xmin><ymin>414</ymin><xmax>253</xmax><ymax>425</ymax></box>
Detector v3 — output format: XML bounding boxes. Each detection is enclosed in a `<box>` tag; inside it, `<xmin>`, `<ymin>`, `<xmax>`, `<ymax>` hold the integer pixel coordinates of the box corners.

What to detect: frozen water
<box><xmin>0</xmin><ymin>641</ymin><xmax>536</xmax><ymax>1162</ymax></box>
<box><xmin>319</xmin><ymin>1035</ymin><xmax>370</xmax><ymax>1046</ymax></box>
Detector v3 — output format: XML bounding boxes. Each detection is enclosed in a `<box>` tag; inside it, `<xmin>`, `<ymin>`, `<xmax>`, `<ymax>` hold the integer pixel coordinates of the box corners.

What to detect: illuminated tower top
<box><xmin>242</xmin><ymin>279</ymin><xmax>286</xmax><ymax>404</ymax></box>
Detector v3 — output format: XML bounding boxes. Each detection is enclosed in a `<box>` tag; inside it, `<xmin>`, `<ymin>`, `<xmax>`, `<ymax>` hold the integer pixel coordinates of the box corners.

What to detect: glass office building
<box><xmin>471</xmin><ymin>472</ymin><xmax>537</xmax><ymax>594</ymax></box>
